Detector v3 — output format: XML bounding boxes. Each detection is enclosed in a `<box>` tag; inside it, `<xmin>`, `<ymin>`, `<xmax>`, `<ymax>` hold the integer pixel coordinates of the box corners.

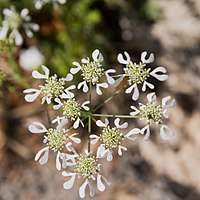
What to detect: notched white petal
<box><xmin>160</xmin><ymin>125</ymin><xmax>174</xmax><ymax>140</ymax></box>
<box><xmin>23</xmin><ymin>88</ymin><xmax>41</xmax><ymax>102</ymax></box>
<box><xmin>141</xmin><ymin>51</ymin><xmax>154</xmax><ymax>64</ymax></box>
<box><xmin>125</xmin><ymin>128</ymin><xmax>140</xmax><ymax>140</ymax></box>
<box><xmin>118</xmin><ymin>145</ymin><xmax>127</xmax><ymax>156</ymax></box>
<box><xmin>35</xmin><ymin>146</ymin><xmax>49</xmax><ymax>165</ymax></box>
<box><xmin>63</xmin><ymin>173</ymin><xmax>76</xmax><ymax>190</ymax></box>
<box><xmin>150</xmin><ymin>67</ymin><xmax>168</xmax><ymax>81</ymax></box>
<box><xmin>29</xmin><ymin>122</ymin><xmax>47</xmax><ymax>133</ymax></box>
<box><xmin>90</xmin><ymin>135</ymin><xmax>100</xmax><ymax>145</ymax></box>
<box><xmin>96</xmin><ymin>83</ymin><xmax>108</xmax><ymax>95</ymax></box>
<box><xmin>117</xmin><ymin>51</ymin><xmax>131</xmax><ymax>64</ymax></box>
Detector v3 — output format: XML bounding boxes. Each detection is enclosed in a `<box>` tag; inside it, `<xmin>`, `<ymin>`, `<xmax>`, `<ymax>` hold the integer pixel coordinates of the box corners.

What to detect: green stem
<box><xmin>88</xmin><ymin>81</ymin><xmax>92</xmax><ymax>153</ymax></box>
<box><xmin>91</xmin><ymin>113</ymin><xmax>141</xmax><ymax>119</ymax></box>
<box><xmin>93</xmin><ymin>83</ymin><xmax>128</xmax><ymax>112</ymax></box>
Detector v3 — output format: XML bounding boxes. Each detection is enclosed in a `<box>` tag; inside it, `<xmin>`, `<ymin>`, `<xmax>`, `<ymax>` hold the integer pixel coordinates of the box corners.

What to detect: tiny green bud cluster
<box><xmin>139</xmin><ymin>102</ymin><xmax>163</xmax><ymax>125</ymax></box>
<box><xmin>81</xmin><ymin>61</ymin><xmax>104</xmax><ymax>84</ymax></box>
<box><xmin>41</xmin><ymin>75</ymin><xmax>65</xmax><ymax>99</ymax></box>
<box><xmin>75</xmin><ymin>155</ymin><xmax>100</xmax><ymax>179</ymax></box>
<box><xmin>100</xmin><ymin>126</ymin><xmax>124</xmax><ymax>149</ymax></box>
<box><xmin>62</xmin><ymin>98</ymin><xmax>81</xmax><ymax>120</ymax></box>
<box><xmin>44</xmin><ymin>128</ymin><xmax>68</xmax><ymax>152</ymax></box>
<box><xmin>124</xmin><ymin>62</ymin><xmax>150</xmax><ymax>85</ymax></box>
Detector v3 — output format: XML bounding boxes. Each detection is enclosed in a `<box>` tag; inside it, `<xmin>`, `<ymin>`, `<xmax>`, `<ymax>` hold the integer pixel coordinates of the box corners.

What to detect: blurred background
<box><xmin>0</xmin><ymin>0</ymin><xmax>200</xmax><ymax>199</ymax></box>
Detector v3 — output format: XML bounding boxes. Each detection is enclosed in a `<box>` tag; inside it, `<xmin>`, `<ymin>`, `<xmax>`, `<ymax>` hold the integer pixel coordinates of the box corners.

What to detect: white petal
<box><xmin>160</xmin><ymin>125</ymin><xmax>174</xmax><ymax>140</ymax></box>
<box><xmin>78</xmin><ymin>81</ymin><xmax>88</xmax><ymax>93</ymax></box>
<box><xmin>142</xmin><ymin>81</ymin><xmax>154</xmax><ymax>91</ymax></box>
<box><xmin>0</xmin><ymin>23</ymin><xmax>8</xmax><ymax>39</ymax></box>
<box><xmin>117</xmin><ymin>52</ymin><xmax>131</xmax><ymax>64</ymax></box>
<box><xmin>112</xmin><ymin>75</ymin><xmax>125</xmax><ymax>87</ymax></box>
<box><xmin>23</xmin><ymin>89</ymin><xmax>41</xmax><ymax>102</ymax></box>
<box><xmin>53</xmin><ymin>98</ymin><xmax>63</xmax><ymax>110</ymax></box>
<box><xmin>73</xmin><ymin>118</ymin><xmax>80</xmax><ymax>129</ymax></box>
<box><xmin>150</xmin><ymin>67</ymin><xmax>168</xmax><ymax>81</ymax></box>
<box><xmin>97</xmin><ymin>174</ymin><xmax>105</xmax><ymax>192</ymax></box>
<box><xmin>20</xmin><ymin>8</ymin><xmax>29</xmax><ymax>18</ymax></box>
<box><xmin>105</xmin><ymin>69</ymin><xmax>116</xmax><ymax>84</ymax></box>
<box><xmin>118</xmin><ymin>145</ymin><xmax>127</xmax><ymax>156</ymax></box>
<box><xmin>114</xmin><ymin>118</ymin><xmax>128</xmax><ymax>129</ymax></box>
<box><xmin>32</xmin><ymin>65</ymin><xmax>49</xmax><ymax>79</ymax></box>
<box><xmin>64</xmin><ymin>73</ymin><xmax>73</xmax><ymax>81</ymax></box>
<box><xmin>147</xmin><ymin>92</ymin><xmax>156</xmax><ymax>103</ymax></box>
<box><xmin>96</xmin><ymin>119</ymin><xmax>107</xmax><ymax>127</ymax></box>
<box><xmin>81</xmin><ymin>101</ymin><xmax>90</xmax><ymax>111</ymax></box>
<box><xmin>57</xmin><ymin>119</ymin><xmax>68</xmax><ymax>131</ymax></box>
<box><xmin>69</xmin><ymin>133</ymin><xmax>81</xmax><ymax>144</ymax></box>
<box><xmin>130</xmin><ymin>105</ymin><xmax>140</xmax><ymax>116</ymax></box>
<box><xmin>79</xmin><ymin>179</ymin><xmax>89</xmax><ymax>198</ymax></box>
<box><xmin>125</xmin><ymin>84</ymin><xmax>135</xmax><ymax>94</ymax></box>
<box><xmin>70</xmin><ymin>66</ymin><xmax>81</xmax><ymax>74</ymax></box>
<box><xmin>106</xmin><ymin>150</ymin><xmax>113</xmax><ymax>161</ymax></box>
<box><xmin>35</xmin><ymin>146</ymin><xmax>49</xmax><ymax>165</ymax></box>
<box><xmin>141</xmin><ymin>125</ymin><xmax>151</xmax><ymax>141</ymax></box>
<box><xmin>56</xmin><ymin>151</ymin><xmax>61</xmax><ymax>170</ymax></box>
<box><xmin>141</xmin><ymin>51</ymin><xmax>154</xmax><ymax>64</ymax></box>
<box><xmin>97</xmin><ymin>145</ymin><xmax>106</xmax><ymax>158</ymax></box>
<box><xmin>125</xmin><ymin>128</ymin><xmax>140</xmax><ymax>141</ymax></box>
<box><xmin>132</xmin><ymin>84</ymin><xmax>139</xmax><ymax>101</ymax></box>
<box><xmin>63</xmin><ymin>173</ymin><xmax>76</xmax><ymax>189</ymax></box>
<box><xmin>29</xmin><ymin>122</ymin><xmax>47</xmax><ymax>133</ymax></box>
<box><xmin>92</xmin><ymin>49</ymin><xmax>103</xmax><ymax>62</ymax></box>
<box><xmin>14</xmin><ymin>30</ymin><xmax>23</xmax><ymax>46</ymax></box>
<box><xmin>90</xmin><ymin>135</ymin><xmax>100</xmax><ymax>145</ymax></box>
<box><xmin>81</xmin><ymin>58</ymin><xmax>89</xmax><ymax>63</ymax></box>
<box><xmin>96</xmin><ymin>83</ymin><xmax>108</xmax><ymax>95</ymax></box>
<box><xmin>162</xmin><ymin>96</ymin><xmax>176</xmax><ymax>109</ymax></box>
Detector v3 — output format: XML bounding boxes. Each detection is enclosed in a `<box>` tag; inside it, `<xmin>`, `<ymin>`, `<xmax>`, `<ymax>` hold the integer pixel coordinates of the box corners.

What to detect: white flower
<box><xmin>19</xmin><ymin>46</ymin><xmax>45</xmax><ymax>71</ymax></box>
<box><xmin>29</xmin><ymin>120</ymin><xmax>80</xmax><ymax>170</ymax></box>
<box><xmin>53</xmin><ymin>98</ymin><xmax>90</xmax><ymax>129</ymax></box>
<box><xmin>70</xmin><ymin>49</ymin><xmax>116</xmax><ymax>95</ymax></box>
<box><xmin>62</xmin><ymin>151</ymin><xmax>111</xmax><ymax>198</ymax></box>
<box><xmin>90</xmin><ymin>118</ymin><xmax>140</xmax><ymax>161</ymax></box>
<box><xmin>34</xmin><ymin>0</ymin><xmax>67</xmax><ymax>10</ymax></box>
<box><xmin>0</xmin><ymin>6</ymin><xmax>39</xmax><ymax>46</ymax></box>
<box><xmin>130</xmin><ymin>92</ymin><xmax>176</xmax><ymax>140</ymax></box>
<box><xmin>117</xmin><ymin>51</ymin><xmax>168</xmax><ymax>101</ymax></box>
<box><xmin>23</xmin><ymin>65</ymin><xmax>74</xmax><ymax>104</ymax></box>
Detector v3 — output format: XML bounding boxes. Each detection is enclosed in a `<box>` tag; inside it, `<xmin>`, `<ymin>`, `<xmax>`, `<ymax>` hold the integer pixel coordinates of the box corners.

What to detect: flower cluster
<box><xmin>34</xmin><ymin>0</ymin><xmax>67</xmax><ymax>10</ymax></box>
<box><xmin>0</xmin><ymin>6</ymin><xmax>39</xmax><ymax>46</ymax></box>
<box><xmin>24</xmin><ymin>49</ymin><xmax>175</xmax><ymax>198</ymax></box>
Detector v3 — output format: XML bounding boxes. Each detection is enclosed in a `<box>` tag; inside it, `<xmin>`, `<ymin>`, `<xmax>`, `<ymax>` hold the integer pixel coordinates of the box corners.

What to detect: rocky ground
<box><xmin>0</xmin><ymin>0</ymin><xmax>200</xmax><ymax>199</ymax></box>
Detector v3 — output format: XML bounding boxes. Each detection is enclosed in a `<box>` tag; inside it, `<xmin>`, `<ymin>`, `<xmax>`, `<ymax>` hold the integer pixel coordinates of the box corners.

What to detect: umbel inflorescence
<box><xmin>24</xmin><ymin>49</ymin><xmax>175</xmax><ymax>198</ymax></box>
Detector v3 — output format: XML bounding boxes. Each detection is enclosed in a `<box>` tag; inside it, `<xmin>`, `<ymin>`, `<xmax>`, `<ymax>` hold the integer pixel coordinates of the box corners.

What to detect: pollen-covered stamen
<box><xmin>44</xmin><ymin>128</ymin><xmax>68</xmax><ymax>152</ymax></box>
<box><xmin>62</xmin><ymin>98</ymin><xmax>81</xmax><ymax>120</ymax></box>
<box><xmin>100</xmin><ymin>126</ymin><xmax>124</xmax><ymax>150</ymax></box>
<box><xmin>81</xmin><ymin>61</ymin><xmax>104</xmax><ymax>84</ymax></box>
<box><xmin>40</xmin><ymin>75</ymin><xmax>65</xmax><ymax>99</ymax></box>
<box><xmin>124</xmin><ymin>62</ymin><xmax>150</xmax><ymax>85</ymax></box>
<box><xmin>5</xmin><ymin>11</ymin><xmax>22</xmax><ymax>29</ymax></box>
<box><xmin>140</xmin><ymin>102</ymin><xmax>163</xmax><ymax>125</ymax></box>
<box><xmin>75</xmin><ymin>155</ymin><xmax>100</xmax><ymax>179</ymax></box>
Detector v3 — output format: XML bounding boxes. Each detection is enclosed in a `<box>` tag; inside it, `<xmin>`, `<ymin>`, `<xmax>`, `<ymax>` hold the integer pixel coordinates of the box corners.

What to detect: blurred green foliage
<box><xmin>0</xmin><ymin>0</ymin><xmax>160</xmax><ymax>84</ymax></box>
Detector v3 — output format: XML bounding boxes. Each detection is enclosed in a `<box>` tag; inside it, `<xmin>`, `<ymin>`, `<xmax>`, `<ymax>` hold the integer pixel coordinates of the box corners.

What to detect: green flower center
<box><xmin>75</xmin><ymin>155</ymin><xmax>100</xmax><ymax>179</ymax></box>
<box><xmin>100</xmin><ymin>126</ymin><xmax>124</xmax><ymax>150</ymax></box>
<box><xmin>140</xmin><ymin>102</ymin><xmax>163</xmax><ymax>125</ymax></box>
<box><xmin>81</xmin><ymin>61</ymin><xmax>104</xmax><ymax>84</ymax></box>
<box><xmin>41</xmin><ymin>76</ymin><xmax>65</xmax><ymax>99</ymax></box>
<box><xmin>62</xmin><ymin>98</ymin><xmax>81</xmax><ymax>120</ymax></box>
<box><xmin>44</xmin><ymin>128</ymin><xmax>68</xmax><ymax>152</ymax></box>
<box><xmin>124</xmin><ymin>62</ymin><xmax>150</xmax><ymax>84</ymax></box>
<box><xmin>6</xmin><ymin>11</ymin><xmax>22</xmax><ymax>30</ymax></box>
